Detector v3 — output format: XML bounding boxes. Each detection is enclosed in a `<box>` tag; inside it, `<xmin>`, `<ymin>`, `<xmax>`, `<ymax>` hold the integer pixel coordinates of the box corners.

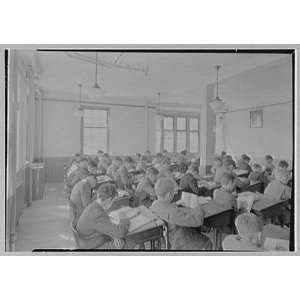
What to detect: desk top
<box><xmin>252</xmin><ymin>193</ymin><xmax>287</xmax><ymax>211</ymax></box>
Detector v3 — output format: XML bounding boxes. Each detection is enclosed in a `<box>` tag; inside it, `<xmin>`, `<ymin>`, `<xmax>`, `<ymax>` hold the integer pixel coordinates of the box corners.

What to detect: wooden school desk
<box><xmin>252</xmin><ymin>194</ymin><xmax>289</xmax><ymax>220</ymax></box>
<box><xmin>201</xmin><ymin>202</ymin><xmax>235</xmax><ymax>250</ymax></box>
<box><xmin>123</xmin><ymin>206</ymin><xmax>165</xmax><ymax>250</ymax></box>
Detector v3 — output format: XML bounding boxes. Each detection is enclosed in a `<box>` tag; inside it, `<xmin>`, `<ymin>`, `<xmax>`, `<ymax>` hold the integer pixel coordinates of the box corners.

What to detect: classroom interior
<box><xmin>6</xmin><ymin>49</ymin><xmax>294</xmax><ymax>252</ymax></box>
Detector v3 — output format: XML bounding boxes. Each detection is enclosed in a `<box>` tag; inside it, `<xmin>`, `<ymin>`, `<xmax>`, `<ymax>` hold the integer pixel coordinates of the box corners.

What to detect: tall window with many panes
<box><xmin>156</xmin><ymin>114</ymin><xmax>200</xmax><ymax>153</ymax></box>
<box><xmin>82</xmin><ymin>108</ymin><xmax>108</xmax><ymax>155</ymax></box>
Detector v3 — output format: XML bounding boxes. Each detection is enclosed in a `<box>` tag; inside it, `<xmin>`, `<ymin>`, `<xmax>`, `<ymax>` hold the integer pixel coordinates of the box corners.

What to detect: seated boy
<box><xmin>69</xmin><ymin>175</ymin><xmax>97</xmax><ymax>225</ymax></box>
<box><xmin>248</xmin><ymin>163</ymin><xmax>269</xmax><ymax>189</ymax></box>
<box><xmin>180</xmin><ymin>164</ymin><xmax>206</xmax><ymax>196</ymax></box>
<box><xmin>106</xmin><ymin>156</ymin><xmax>122</xmax><ymax>179</ymax></box>
<box><xmin>64</xmin><ymin>157</ymin><xmax>90</xmax><ymax>200</ymax></box>
<box><xmin>237</xmin><ymin>154</ymin><xmax>252</xmax><ymax>173</ymax></box>
<box><xmin>136</xmin><ymin>155</ymin><xmax>148</xmax><ymax>173</ymax></box>
<box><xmin>222</xmin><ymin>213</ymin><xmax>290</xmax><ymax>251</ymax></box>
<box><xmin>171</xmin><ymin>227</ymin><xmax>213</xmax><ymax>250</ymax></box>
<box><xmin>264</xmin><ymin>154</ymin><xmax>275</xmax><ymax>176</ymax></box>
<box><xmin>114</xmin><ymin>156</ymin><xmax>135</xmax><ymax>191</ymax></box>
<box><xmin>213</xmin><ymin>173</ymin><xmax>236</xmax><ymax>210</ymax></box>
<box><xmin>152</xmin><ymin>152</ymin><xmax>164</xmax><ymax>168</ymax></box>
<box><xmin>157</xmin><ymin>157</ymin><xmax>173</xmax><ymax>179</ymax></box>
<box><xmin>151</xmin><ymin>177</ymin><xmax>210</xmax><ymax>250</ymax></box>
<box><xmin>87</xmin><ymin>159</ymin><xmax>98</xmax><ymax>175</ymax></box>
<box><xmin>76</xmin><ymin>183</ymin><xmax>132</xmax><ymax>249</ymax></box>
<box><xmin>264</xmin><ymin>168</ymin><xmax>291</xmax><ymax>201</ymax></box>
<box><xmin>210</xmin><ymin>156</ymin><xmax>222</xmax><ymax>176</ymax></box>
<box><xmin>135</xmin><ymin>167</ymin><xmax>159</xmax><ymax>207</ymax></box>
<box><xmin>97</xmin><ymin>153</ymin><xmax>111</xmax><ymax>174</ymax></box>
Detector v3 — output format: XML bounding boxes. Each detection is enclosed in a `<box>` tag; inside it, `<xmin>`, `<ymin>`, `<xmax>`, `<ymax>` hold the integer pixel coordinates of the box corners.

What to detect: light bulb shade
<box><xmin>209</xmin><ymin>98</ymin><xmax>228</xmax><ymax>113</ymax></box>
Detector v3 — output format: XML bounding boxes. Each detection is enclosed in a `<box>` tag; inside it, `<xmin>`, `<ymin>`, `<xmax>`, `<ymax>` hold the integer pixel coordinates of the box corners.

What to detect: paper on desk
<box><xmin>109</xmin><ymin>206</ymin><xmax>156</xmax><ymax>233</ymax></box>
<box><xmin>234</xmin><ymin>169</ymin><xmax>248</xmax><ymax>176</ymax></box>
<box><xmin>177</xmin><ymin>192</ymin><xmax>212</xmax><ymax>208</ymax></box>
<box><xmin>118</xmin><ymin>190</ymin><xmax>130</xmax><ymax>198</ymax></box>
<box><xmin>264</xmin><ymin>238</ymin><xmax>289</xmax><ymax>251</ymax></box>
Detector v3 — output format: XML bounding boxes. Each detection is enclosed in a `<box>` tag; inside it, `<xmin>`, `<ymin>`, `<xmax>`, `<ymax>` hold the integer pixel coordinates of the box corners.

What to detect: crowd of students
<box><xmin>63</xmin><ymin>149</ymin><xmax>293</xmax><ymax>251</ymax></box>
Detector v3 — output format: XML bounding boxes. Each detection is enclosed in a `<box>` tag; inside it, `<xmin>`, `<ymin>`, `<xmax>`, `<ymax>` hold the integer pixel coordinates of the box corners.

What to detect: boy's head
<box><xmin>188</xmin><ymin>164</ymin><xmax>199</xmax><ymax>177</ymax></box>
<box><xmin>74</xmin><ymin>153</ymin><xmax>81</xmax><ymax>162</ymax></box>
<box><xmin>220</xmin><ymin>172</ymin><xmax>235</xmax><ymax>192</ymax></box>
<box><xmin>235</xmin><ymin>213</ymin><xmax>264</xmax><ymax>242</ymax></box>
<box><xmin>241</xmin><ymin>154</ymin><xmax>251</xmax><ymax>163</ymax></box>
<box><xmin>97</xmin><ymin>183</ymin><xmax>118</xmax><ymax>208</ymax></box>
<box><xmin>265</xmin><ymin>155</ymin><xmax>274</xmax><ymax>164</ymax></box>
<box><xmin>124</xmin><ymin>156</ymin><xmax>135</xmax><ymax>169</ymax></box>
<box><xmin>252</xmin><ymin>163</ymin><xmax>262</xmax><ymax>173</ymax></box>
<box><xmin>274</xmin><ymin>168</ymin><xmax>289</xmax><ymax>184</ymax></box>
<box><xmin>249</xmin><ymin>171</ymin><xmax>261</xmax><ymax>184</ymax></box>
<box><xmin>78</xmin><ymin>157</ymin><xmax>89</xmax><ymax>169</ymax></box>
<box><xmin>278</xmin><ymin>160</ymin><xmax>289</xmax><ymax>170</ymax></box>
<box><xmin>97</xmin><ymin>150</ymin><xmax>104</xmax><ymax>157</ymax></box>
<box><xmin>146</xmin><ymin>167</ymin><xmax>159</xmax><ymax>184</ymax></box>
<box><xmin>112</xmin><ymin>156</ymin><xmax>122</xmax><ymax>167</ymax></box>
<box><xmin>180</xmin><ymin>150</ymin><xmax>188</xmax><ymax>156</ymax></box>
<box><xmin>145</xmin><ymin>150</ymin><xmax>151</xmax><ymax>155</ymax></box>
<box><xmin>87</xmin><ymin>160</ymin><xmax>98</xmax><ymax>174</ymax></box>
<box><xmin>223</xmin><ymin>159</ymin><xmax>235</xmax><ymax>171</ymax></box>
<box><xmin>87</xmin><ymin>175</ymin><xmax>97</xmax><ymax>188</ymax></box>
<box><xmin>221</xmin><ymin>151</ymin><xmax>226</xmax><ymax>158</ymax></box>
<box><xmin>161</xmin><ymin>157</ymin><xmax>171</xmax><ymax>168</ymax></box>
<box><xmin>162</xmin><ymin>149</ymin><xmax>168</xmax><ymax>154</ymax></box>
<box><xmin>155</xmin><ymin>177</ymin><xmax>177</xmax><ymax>203</ymax></box>
<box><xmin>213</xmin><ymin>156</ymin><xmax>223</xmax><ymax>167</ymax></box>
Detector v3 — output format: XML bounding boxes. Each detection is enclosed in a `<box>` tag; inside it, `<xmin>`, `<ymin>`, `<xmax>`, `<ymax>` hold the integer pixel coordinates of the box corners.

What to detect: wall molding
<box><xmin>226</xmin><ymin>100</ymin><xmax>292</xmax><ymax>114</ymax></box>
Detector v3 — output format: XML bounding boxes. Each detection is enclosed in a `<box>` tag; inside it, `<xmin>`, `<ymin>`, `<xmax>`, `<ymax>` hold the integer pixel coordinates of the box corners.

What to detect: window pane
<box><xmin>177</xmin><ymin>132</ymin><xmax>186</xmax><ymax>152</ymax></box>
<box><xmin>84</xmin><ymin>109</ymin><xmax>107</xmax><ymax>127</ymax></box>
<box><xmin>163</xmin><ymin>117</ymin><xmax>173</xmax><ymax>130</ymax></box>
<box><xmin>164</xmin><ymin>131</ymin><xmax>174</xmax><ymax>152</ymax></box>
<box><xmin>177</xmin><ymin>117</ymin><xmax>186</xmax><ymax>130</ymax></box>
<box><xmin>189</xmin><ymin>118</ymin><xmax>199</xmax><ymax>131</ymax></box>
<box><xmin>189</xmin><ymin>132</ymin><xmax>199</xmax><ymax>153</ymax></box>
<box><xmin>83</xmin><ymin>128</ymin><xmax>107</xmax><ymax>155</ymax></box>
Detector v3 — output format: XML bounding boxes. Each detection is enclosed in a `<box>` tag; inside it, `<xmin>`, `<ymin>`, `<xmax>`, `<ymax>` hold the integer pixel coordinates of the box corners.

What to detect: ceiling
<box><xmin>31</xmin><ymin>50</ymin><xmax>290</xmax><ymax>106</ymax></box>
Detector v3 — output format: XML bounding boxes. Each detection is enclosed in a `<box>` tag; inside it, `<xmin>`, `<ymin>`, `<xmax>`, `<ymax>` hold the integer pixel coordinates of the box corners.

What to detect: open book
<box><xmin>97</xmin><ymin>175</ymin><xmax>113</xmax><ymax>183</ymax></box>
<box><xmin>176</xmin><ymin>192</ymin><xmax>212</xmax><ymax>208</ymax></box>
<box><xmin>263</xmin><ymin>238</ymin><xmax>289</xmax><ymax>251</ymax></box>
<box><xmin>109</xmin><ymin>206</ymin><xmax>154</xmax><ymax>233</ymax></box>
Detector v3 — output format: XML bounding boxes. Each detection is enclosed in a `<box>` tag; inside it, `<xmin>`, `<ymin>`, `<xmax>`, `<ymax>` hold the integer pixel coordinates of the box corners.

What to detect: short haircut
<box><xmin>124</xmin><ymin>156</ymin><xmax>134</xmax><ymax>164</ymax></box>
<box><xmin>88</xmin><ymin>160</ymin><xmax>98</xmax><ymax>168</ymax></box>
<box><xmin>252</xmin><ymin>163</ymin><xmax>262</xmax><ymax>171</ymax></box>
<box><xmin>97</xmin><ymin>183</ymin><xmax>118</xmax><ymax>201</ymax></box>
<box><xmin>235</xmin><ymin>213</ymin><xmax>264</xmax><ymax>240</ymax></box>
<box><xmin>221</xmin><ymin>151</ymin><xmax>226</xmax><ymax>156</ymax></box>
<box><xmin>223</xmin><ymin>155</ymin><xmax>233</xmax><ymax>161</ymax></box>
<box><xmin>113</xmin><ymin>156</ymin><xmax>123</xmax><ymax>163</ymax></box>
<box><xmin>223</xmin><ymin>159</ymin><xmax>235</xmax><ymax>168</ymax></box>
<box><xmin>214</xmin><ymin>156</ymin><xmax>222</xmax><ymax>163</ymax></box>
<box><xmin>241</xmin><ymin>154</ymin><xmax>251</xmax><ymax>162</ymax></box>
<box><xmin>171</xmin><ymin>227</ymin><xmax>213</xmax><ymax>250</ymax></box>
<box><xmin>265</xmin><ymin>154</ymin><xmax>273</xmax><ymax>161</ymax></box>
<box><xmin>75</xmin><ymin>153</ymin><xmax>81</xmax><ymax>157</ymax></box>
<box><xmin>274</xmin><ymin>168</ymin><xmax>289</xmax><ymax>184</ymax></box>
<box><xmin>147</xmin><ymin>167</ymin><xmax>159</xmax><ymax>176</ymax></box>
<box><xmin>189</xmin><ymin>164</ymin><xmax>199</xmax><ymax>173</ymax></box>
<box><xmin>155</xmin><ymin>177</ymin><xmax>177</xmax><ymax>198</ymax></box>
<box><xmin>97</xmin><ymin>150</ymin><xmax>104</xmax><ymax>154</ymax></box>
<box><xmin>278</xmin><ymin>160</ymin><xmax>289</xmax><ymax>169</ymax></box>
<box><xmin>249</xmin><ymin>171</ymin><xmax>261</xmax><ymax>182</ymax></box>
<box><xmin>220</xmin><ymin>172</ymin><xmax>235</xmax><ymax>186</ymax></box>
<box><xmin>156</xmin><ymin>152</ymin><xmax>163</xmax><ymax>157</ymax></box>
<box><xmin>79</xmin><ymin>157</ymin><xmax>88</xmax><ymax>163</ymax></box>
<box><xmin>181</xmin><ymin>150</ymin><xmax>187</xmax><ymax>155</ymax></box>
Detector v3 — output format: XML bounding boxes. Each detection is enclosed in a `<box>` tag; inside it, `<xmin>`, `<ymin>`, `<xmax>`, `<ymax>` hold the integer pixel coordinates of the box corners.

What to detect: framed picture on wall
<box><xmin>250</xmin><ymin>109</ymin><xmax>263</xmax><ymax>128</ymax></box>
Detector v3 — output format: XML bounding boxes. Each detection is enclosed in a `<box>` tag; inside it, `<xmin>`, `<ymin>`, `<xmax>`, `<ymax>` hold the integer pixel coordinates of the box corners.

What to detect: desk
<box><xmin>122</xmin><ymin>206</ymin><xmax>165</xmax><ymax>250</ymax></box>
<box><xmin>252</xmin><ymin>194</ymin><xmax>288</xmax><ymax>216</ymax></box>
<box><xmin>201</xmin><ymin>202</ymin><xmax>235</xmax><ymax>250</ymax></box>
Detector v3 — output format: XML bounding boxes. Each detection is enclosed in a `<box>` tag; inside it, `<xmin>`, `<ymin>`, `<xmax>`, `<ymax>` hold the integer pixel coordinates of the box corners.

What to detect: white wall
<box><xmin>221</xmin><ymin>56</ymin><xmax>293</xmax><ymax>161</ymax></box>
<box><xmin>43</xmin><ymin>100</ymin><xmax>156</xmax><ymax>157</ymax></box>
<box><xmin>226</xmin><ymin>103</ymin><xmax>293</xmax><ymax>161</ymax></box>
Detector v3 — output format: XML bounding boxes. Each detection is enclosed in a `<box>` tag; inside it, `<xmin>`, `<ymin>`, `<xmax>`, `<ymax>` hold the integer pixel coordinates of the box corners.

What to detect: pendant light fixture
<box><xmin>75</xmin><ymin>83</ymin><xmax>84</xmax><ymax>117</ymax></box>
<box><xmin>209</xmin><ymin>65</ymin><xmax>228</xmax><ymax>113</ymax></box>
<box><xmin>93</xmin><ymin>52</ymin><xmax>101</xmax><ymax>89</ymax></box>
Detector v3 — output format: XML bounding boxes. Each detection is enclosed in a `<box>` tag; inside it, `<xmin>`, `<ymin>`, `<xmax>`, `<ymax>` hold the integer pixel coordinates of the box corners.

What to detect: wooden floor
<box><xmin>15</xmin><ymin>183</ymin><xmax>74</xmax><ymax>251</ymax></box>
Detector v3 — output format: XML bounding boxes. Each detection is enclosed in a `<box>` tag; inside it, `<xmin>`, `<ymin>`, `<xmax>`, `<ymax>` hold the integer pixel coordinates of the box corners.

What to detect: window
<box><xmin>82</xmin><ymin>108</ymin><xmax>108</xmax><ymax>155</ymax></box>
<box><xmin>156</xmin><ymin>114</ymin><xmax>200</xmax><ymax>153</ymax></box>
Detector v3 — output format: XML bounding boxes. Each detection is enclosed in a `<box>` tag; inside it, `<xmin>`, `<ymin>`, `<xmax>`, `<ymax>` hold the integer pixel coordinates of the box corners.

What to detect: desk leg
<box><xmin>150</xmin><ymin>240</ymin><xmax>155</xmax><ymax>250</ymax></box>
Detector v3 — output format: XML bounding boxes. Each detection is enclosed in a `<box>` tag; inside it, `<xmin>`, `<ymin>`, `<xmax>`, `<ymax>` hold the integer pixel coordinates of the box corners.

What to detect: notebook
<box><xmin>264</xmin><ymin>238</ymin><xmax>289</xmax><ymax>251</ymax></box>
<box><xmin>177</xmin><ymin>192</ymin><xmax>211</xmax><ymax>208</ymax></box>
<box><xmin>109</xmin><ymin>206</ymin><xmax>154</xmax><ymax>233</ymax></box>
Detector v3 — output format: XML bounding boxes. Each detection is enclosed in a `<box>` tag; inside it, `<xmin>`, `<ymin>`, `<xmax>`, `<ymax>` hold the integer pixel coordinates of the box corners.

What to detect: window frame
<box><xmin>158</xmin><ymin>112</ymin><xmax>200</xmax><ymax>153</ymax></box>
<box><xmin>80</xmin><ymin>106</ymin><xmax>110</xmax><ymax>155</ymax></box>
